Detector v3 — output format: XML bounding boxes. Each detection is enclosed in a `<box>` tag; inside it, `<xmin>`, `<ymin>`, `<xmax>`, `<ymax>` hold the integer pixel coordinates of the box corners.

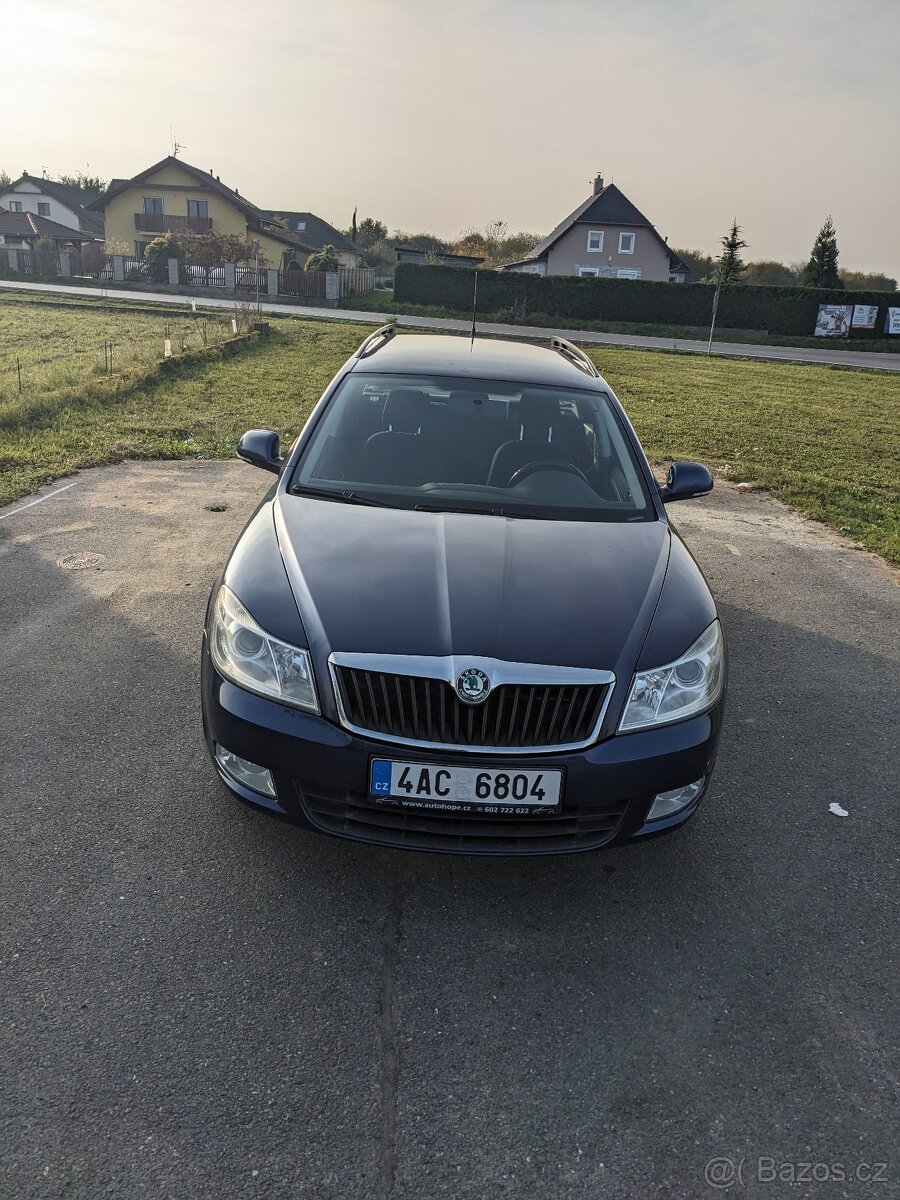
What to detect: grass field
<box><xmin>0</xmin><ymin>291</ymin><xmax>235</xmax><ymax>401</ymax></box>
<box><xmin>1</xmin><ymin>292</ymin><xmax>898</xmax><ymax>562</ymax></box>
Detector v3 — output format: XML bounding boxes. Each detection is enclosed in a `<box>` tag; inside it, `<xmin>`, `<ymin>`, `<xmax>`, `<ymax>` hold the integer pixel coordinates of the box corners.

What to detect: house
<box><xmin>0</xmin><ymin>211</ymin><xmax>98</xmax><ymax>252</ymax></box>
<box><xmin>396</xmin><ymin>247</ymin><xmax>485</xmax><ymax>269</ymax></box>
<box><xmin>264</xmin><ymin>210</ymin><xmax>362</xmax><ymax>268</ymax></box>
<box><xmin>504</xmin><ymin>175</ymin><xmax>688</xmax><ymax>282</ymax></box>
<box><xmin>87</xmin><ymin>156</ymin><xmax>314</xmax><ymax>267</ymax></box>
<box><xmin>0</xmin><ymin>174</ymin><xmax>105</xmax><ymax>237</ymax></box>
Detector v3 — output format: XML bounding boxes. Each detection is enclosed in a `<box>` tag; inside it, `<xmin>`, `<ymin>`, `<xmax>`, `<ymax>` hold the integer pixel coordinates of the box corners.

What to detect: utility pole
<box><xmin>707</xmin><ymin>265</ymin><xmax>724</xmax><ymax>356</ymax></box>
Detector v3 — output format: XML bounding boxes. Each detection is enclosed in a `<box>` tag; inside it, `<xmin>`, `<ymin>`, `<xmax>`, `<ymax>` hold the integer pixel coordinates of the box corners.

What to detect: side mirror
<box><xmin>659</xmin><ymin>461</ymin><xmax>713</xmax><ymax>503</ymax></box>
<box><xmin>237</xmin><ymin>429</ymin><xmax>283</xmax><ymax>474</ymax></box>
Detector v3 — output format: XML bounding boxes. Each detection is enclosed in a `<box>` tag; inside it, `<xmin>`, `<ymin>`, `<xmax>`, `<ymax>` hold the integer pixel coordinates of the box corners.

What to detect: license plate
<box><xmin>369</xmin><ymin>759</ymin><xmax>562</xmax><ymax>814</ymax></box>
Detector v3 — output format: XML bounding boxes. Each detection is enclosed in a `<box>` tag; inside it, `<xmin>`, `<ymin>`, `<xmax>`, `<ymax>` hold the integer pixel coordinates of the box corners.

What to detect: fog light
<box><xmin>215</xmin><ymin>744</ymin><xmax>277</xmax><ymax>798</ymax></box>
<box><xmin>646</xmin><ymin>777</ymin><xmax>705</xmax><ymax>821</ymax></box>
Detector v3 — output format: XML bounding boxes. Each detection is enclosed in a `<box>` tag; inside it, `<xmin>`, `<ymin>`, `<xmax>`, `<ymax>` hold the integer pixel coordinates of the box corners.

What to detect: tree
<box><xmin>143</xmin><ymin>232</ymin><xmax>181</xmax><ymax>282</ymax></box>
<box><xmin>838</xmin><ymin>268</ymin><xmax>897</xmax><ymax>292</ymax></box>
<box><xmin>0</xmin><ymin>168</ymin><xmax>10</xmax><ymax>188</ymax></box>
<box><xmin>32</xmin><ymin>237</ymin><xmax>60</xmax><ymax>277</ymax></box>
<box><xmin>716</xmin><ymin>220</ymin><xmax>748</xmax><ymax>284</ymax></box>
<box><xmin>802</xmin><ymin>216</ymin><xmax>842</xmax><ymax>289</ymax></box>
<box><xmin>360</xmin><ymin>237</ymin><xmax>396</xmax><ymax>273</ymax></box>
<box><xmin>671</xmin><ymin>248</ymin><xmax>715</xmax><ymax>281</ymax></box>
<box><xmin>354</xmin><ymin>217</ymin><xmax>388</xmax><ymax>249</ymax></box>
<box><xmin>744</xmin><ymin>260</ymin><xmax>801</xmax><ymax>287</ymax></box>
<box><xmin>305</xmin><ymin>243</ymin><xmax>340</xmax><ymax>272</ymax></box>
<box><xmin>496</xmin><ymin>230</ymin><xmax>542</xmax><ymax>264</ymax></box>
<box><xmin>176</xmin><ymin>228</ymin><xmax>258</xmax><ymax>266</ymax></box>
<box><xmin>393</xmin><ymin>230</ymin><xmax>454</xmax><ymax>255</ymax></box>
<box><xmin>57</xmin><ymin>171</ymin><xmax>107</xmax><ymax>198</ymax></box>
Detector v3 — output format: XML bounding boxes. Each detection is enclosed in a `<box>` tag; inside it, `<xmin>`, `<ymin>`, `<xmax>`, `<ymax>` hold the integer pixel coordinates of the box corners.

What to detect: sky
<box><xmin>2</xmin><ymin>0</ymin><xmax>898</xmax><ymax>277</ymax></box>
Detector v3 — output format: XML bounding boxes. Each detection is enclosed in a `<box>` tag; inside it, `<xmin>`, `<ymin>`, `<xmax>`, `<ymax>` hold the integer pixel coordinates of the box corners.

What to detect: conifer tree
<box><xmin>717</xmin><ymin>219</ymin><xmax>748</xmax><ymax>284</ymax></box>
<box><xmin>802</xmin><ymin>216</ymin><xmax>842</xmax><ymax>289</ymax></box>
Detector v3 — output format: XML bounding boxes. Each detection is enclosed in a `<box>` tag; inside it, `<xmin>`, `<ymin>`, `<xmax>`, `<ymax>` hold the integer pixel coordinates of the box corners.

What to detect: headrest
<box><xmin>515</xmin><ymin>392</ymin><xmax>560</xmax><ymax>435</ymax></box>
<box><xmin>384</xmin><ymin>389</ymin><xmax>426</xmax><ymax>433</ymax></box>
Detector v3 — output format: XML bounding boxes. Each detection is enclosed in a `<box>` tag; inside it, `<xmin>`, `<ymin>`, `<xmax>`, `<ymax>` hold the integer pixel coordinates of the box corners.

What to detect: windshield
<box><xmin>291</xmin><ymin>373</ymin><xmax>653</xmax><ymax>521</ymax></box>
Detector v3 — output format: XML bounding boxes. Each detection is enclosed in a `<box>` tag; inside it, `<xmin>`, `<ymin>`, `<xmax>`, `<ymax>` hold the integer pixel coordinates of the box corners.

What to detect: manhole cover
<box><xmin>57</xmin><ymin>552</ymin><xmax>105</xmax><ymax>571</ymax></box>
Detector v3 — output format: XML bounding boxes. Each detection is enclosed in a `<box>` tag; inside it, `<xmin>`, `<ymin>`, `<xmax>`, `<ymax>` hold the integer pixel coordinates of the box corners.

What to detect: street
<box><xmin>1</xmin><ymin>461</ymin><xmax>897</xmax><ymax>1199</ymax></box>
<box><xmin>2</xmin><ymin>279</ymin><xmax>899</xmax><ymax>372</ymax></box>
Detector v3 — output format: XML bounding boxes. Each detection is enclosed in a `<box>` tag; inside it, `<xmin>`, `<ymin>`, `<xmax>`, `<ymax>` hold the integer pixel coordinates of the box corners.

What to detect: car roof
<box><xmin>350</xmin><ymin>333</ymin><xmax>609</xmax><ymax>391</ymax></box>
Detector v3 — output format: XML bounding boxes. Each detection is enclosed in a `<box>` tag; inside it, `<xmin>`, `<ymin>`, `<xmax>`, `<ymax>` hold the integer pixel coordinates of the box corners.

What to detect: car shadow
<box><xmin>2</xmin><ymin>532</ymin><xmax>896</xmax><ymax>1197</ymax></box>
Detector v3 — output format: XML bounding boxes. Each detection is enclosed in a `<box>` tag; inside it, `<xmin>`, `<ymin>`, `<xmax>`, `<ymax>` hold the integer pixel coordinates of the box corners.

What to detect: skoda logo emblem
<box><xmin>456</xmin><ymin>667</ymin><xmax>491</xmax><ymax>705</ymax></box>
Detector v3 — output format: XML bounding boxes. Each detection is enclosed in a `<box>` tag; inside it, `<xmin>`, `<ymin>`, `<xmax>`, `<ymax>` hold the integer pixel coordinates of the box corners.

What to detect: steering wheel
<box><xmin>506</xmin><ymin>460</ymin><xmax>590</xmax><ymax>488</ymax></box>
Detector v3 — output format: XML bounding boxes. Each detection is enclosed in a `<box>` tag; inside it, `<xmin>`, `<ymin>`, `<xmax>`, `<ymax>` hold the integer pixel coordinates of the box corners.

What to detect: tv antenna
<box><xmin>170</xmin><ymin>127</ymin><xmax>186</xmax><ymax>158</ymax></box>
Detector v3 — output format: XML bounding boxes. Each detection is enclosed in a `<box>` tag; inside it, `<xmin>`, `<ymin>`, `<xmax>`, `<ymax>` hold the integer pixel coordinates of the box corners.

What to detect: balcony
<box><xmin>134</xmin><ymin>213</ymin><xmax>213</xmax><ymax>234</ymax></box>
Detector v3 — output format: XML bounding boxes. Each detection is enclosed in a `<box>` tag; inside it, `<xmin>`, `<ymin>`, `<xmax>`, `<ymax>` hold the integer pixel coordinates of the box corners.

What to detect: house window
<box><xmin>9</xmin><ymin>200</ymin><xmax>22</xmax><ymax>212</ymax></box>
<box><xmin>143</xmin><ymin>197</ymin><xmax>164</xmax><ymax>215</ymax></box>
<box><xmin>577</xmin><ymin>266</ymin><xmax>601</xmax><ymax>277</ymax></box>
<box><xmin>187</xmin><ymin>199</ymin><xmax>208</xmax><ymax>219</ymax></box>
<box><xmin>586</xmin><ymin>230</ymin><xmax>604</xmax><ymax>252</ymax></box>
<box><xmin>295</xmin><ymin>220</ymin><xmax>306</xmax><ymax>231</ymax></box>
<box><xmin>38</xmin><ymin>202</ymin><xmax>51</xmax><ymax>216</ymax></box>
<box><xmin>617</xmin><ymin>268</ymin><xmax>641</xmax><ymax>279</ymax></box>
<box><xmin>618</xmin><ymin>232</ymin><xmax>635</xmax><ymax>254</ymax></box>
<box><xmin>135</xmin><ymin>241</ymin><xmax>148</xmax><ymax>256</ymax></box>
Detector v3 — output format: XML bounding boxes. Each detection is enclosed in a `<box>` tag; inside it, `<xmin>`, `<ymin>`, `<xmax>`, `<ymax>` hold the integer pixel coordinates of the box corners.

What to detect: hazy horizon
<box><xmin>3</xmin><ymin>0</ymin><xmax>898</xmax><ymax>277</ymax></box>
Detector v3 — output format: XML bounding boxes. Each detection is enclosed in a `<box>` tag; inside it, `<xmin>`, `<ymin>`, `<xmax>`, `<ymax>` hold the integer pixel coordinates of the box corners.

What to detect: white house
<box><xmin>0</xmin><ymin>174</ymin><xmax>105</xmax><ymax>237</ymax></box>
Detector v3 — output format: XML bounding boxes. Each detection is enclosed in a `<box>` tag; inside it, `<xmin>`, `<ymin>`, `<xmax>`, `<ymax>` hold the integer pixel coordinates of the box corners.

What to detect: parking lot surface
<box><xmin>1</xmin><ymin>461</ymin><xmax>897</xmax><ymax>1199</ymax></box>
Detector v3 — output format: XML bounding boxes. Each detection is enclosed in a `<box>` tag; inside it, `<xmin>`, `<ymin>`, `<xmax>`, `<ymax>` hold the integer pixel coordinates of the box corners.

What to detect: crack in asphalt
<box><xmin>379</xmin><ymin>858</ymin><xmax>401</xmax><ymax>1198</ymax></box>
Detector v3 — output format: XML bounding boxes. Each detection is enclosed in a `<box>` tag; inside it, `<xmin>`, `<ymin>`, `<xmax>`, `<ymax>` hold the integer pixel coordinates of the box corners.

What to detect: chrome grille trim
<box><xmin>328</xmin><ymin>653</ymin><xmax>615</xmax><ymax>754</ymax></box>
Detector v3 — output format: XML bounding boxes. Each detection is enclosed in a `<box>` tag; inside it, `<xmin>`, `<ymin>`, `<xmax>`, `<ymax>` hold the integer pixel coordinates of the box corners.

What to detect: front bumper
<box><xmin>201</xmin><ymin>644</ymin><xmax>724</xmax><ymax>855</ymax></box>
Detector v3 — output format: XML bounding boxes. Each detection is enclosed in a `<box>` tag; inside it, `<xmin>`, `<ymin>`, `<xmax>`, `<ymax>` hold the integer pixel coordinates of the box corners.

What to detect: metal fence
<box><xmin>234</xmin><ymin>266</ymin><xmax>267</xmax><ymax>293</ymax></box>
<box><xmin>180</xmin><ymin>263</ymin><xmax>226</xmax><ymax>287</ymax></box>
<box><xmin>123</xmin><ymin>256</ymin><xmax>150</xmax><ymax>281</ymax></box>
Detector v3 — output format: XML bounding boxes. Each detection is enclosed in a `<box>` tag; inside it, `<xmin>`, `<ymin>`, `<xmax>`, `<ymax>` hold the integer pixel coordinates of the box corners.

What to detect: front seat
<box><xmin>486</xmin><ymin>393</ymin><xmax>573</xmax><ymax>487</ymax></box>
<box><xmin>359</xmin><ymin>389</ymin><xmax>434</xmax><ymax>486</ymax></box>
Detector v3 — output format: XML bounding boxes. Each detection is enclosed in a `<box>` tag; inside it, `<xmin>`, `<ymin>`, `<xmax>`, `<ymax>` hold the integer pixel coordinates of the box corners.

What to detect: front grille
<box><xmin>333</xmin><ymin>666</ymin><xmax>608</xmax><ymax>750</ymax></box>
<box><xmin>300</xmin><ymin>783</ymin><xmax>627</xmax><ymax>855</ymax></box>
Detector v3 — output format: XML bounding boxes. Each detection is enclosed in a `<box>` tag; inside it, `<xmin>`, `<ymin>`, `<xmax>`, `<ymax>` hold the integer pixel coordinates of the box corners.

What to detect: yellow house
<box><xmin>87</xmin><ymin>156</ymin><xmax>313</xmax><ymax>267</ymax></box>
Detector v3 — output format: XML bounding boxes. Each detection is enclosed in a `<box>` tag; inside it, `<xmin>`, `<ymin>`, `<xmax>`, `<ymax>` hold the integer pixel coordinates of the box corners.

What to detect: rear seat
<box><xmin>422</xmin><ymin>393</ymin><xmax>513</xmax><ymax>483</ymax></box>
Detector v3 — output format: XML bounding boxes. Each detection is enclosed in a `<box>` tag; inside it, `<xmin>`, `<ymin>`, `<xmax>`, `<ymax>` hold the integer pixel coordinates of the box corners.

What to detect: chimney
<box><xmin>593</xmin><ymin>173</ymin><xmax>604</xmax><ymax>196</ymax></box>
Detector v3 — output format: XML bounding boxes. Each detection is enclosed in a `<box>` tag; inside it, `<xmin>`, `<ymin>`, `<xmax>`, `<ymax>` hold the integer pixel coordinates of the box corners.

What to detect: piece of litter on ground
<box><xmin>725</xmin><ymin>543</ymin><xmax>742</xmax><ymax>556</ymax></box>
<box><xmin>829</xmin><ymin>802</ymin><xmax>849</xmax><ymax>818</ymax></box>
<box><xmin>735</xmin><ymin>482</ymin><xmax>753</xmax><ymax>492</ymax></box>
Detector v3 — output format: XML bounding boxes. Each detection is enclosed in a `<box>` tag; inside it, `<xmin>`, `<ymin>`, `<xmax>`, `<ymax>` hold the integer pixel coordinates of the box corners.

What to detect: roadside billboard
<box><xmin>851</xmin><ymin>304</ymin><xmax>879</xmax><ymax>329</ymax></box>
<box><xmin>814</xmin><ymin>304</ymin><xmax>853</xmax><ymax>337</ymax></box>
<box><xmin>885</xmin><ymin>308</ymin><xmax>900</xmax><ymax>335</ymax></box>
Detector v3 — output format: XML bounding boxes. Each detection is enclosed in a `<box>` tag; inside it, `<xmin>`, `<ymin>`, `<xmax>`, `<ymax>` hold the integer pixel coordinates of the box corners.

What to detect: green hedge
<box><xmin>394</xmin><ymin>263</ymin><xmax>900</xmax><ymax>339</ymax></box>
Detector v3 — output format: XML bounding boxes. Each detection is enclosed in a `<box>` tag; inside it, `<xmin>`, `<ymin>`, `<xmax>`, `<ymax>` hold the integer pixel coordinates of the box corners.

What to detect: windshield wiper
<box><xmin>291</xmin><ymin>484</ymin><xmax>400</xmax><ymax>508</ymax></box>
<box><xmin>414</xmin><ymin>503</ymin><xmax>525</xmax><ymax>518</ymax></box>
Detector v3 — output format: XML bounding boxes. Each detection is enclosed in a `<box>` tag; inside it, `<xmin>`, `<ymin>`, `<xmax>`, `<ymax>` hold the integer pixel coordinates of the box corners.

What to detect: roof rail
<box><xmin>355</xmin><ymin>323</ymin><xmax>398</xmax><ymax>359</ymax></box>
<box><xmin>548</xmin><ymin>335</ymin><xmax>600</xmax><ymax>378</ymax></box>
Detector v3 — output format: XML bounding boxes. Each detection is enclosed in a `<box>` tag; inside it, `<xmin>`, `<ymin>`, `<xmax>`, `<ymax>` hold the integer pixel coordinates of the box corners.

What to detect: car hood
<box><xmin>274</xmin><ymin>497</ymin><xmax>670</xmax><ymax>680</ymax></box>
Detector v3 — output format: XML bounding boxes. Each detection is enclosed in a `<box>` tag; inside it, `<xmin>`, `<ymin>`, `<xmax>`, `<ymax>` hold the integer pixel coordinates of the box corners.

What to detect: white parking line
<box><xmin>0</xmin><ymin>481</ymin><xmax>78</xmax><ymax>522</ymax></box>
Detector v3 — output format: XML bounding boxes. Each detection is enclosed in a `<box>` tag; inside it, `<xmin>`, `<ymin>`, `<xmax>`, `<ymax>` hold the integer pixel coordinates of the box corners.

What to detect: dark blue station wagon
<box><xmin>201</xmin><ymin>329</ymin><xmax>726</xmax><ymax>854</ymax></box>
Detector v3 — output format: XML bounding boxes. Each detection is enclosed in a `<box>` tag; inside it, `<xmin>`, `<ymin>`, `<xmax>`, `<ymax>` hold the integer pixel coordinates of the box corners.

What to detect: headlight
<box><xmin>619</xmin><ymin>620</ymin><xmax>724</xmax><ymax>732</ymax></box>
<box><xmin>209</xmin><ymin>585</ymin><xmax>319</xmax><ymax>713</ymax></box>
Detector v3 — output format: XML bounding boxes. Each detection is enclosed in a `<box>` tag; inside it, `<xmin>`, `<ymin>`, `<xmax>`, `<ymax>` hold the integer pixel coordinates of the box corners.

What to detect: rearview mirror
<box><xmin>659</xmin><ymin>461</ymin><xmax>713</xmax><ymax>503</ymax></box>
<box><xmin>237</xmin><ymin>429</ymin><xmax>283</xmax><ymax>474</ymax></box>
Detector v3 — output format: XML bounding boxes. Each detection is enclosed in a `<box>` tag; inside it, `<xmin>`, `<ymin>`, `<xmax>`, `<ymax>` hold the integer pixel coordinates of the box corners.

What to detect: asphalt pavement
<box><xmin>0</xmin><ymin>462</ymin><xmax>897</xmax><ymax>1199</ymax></box>
<box><xmin>2</xmin><ymin>278</ymin><xmax>899</xmax><ymax>372</ymax></box>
